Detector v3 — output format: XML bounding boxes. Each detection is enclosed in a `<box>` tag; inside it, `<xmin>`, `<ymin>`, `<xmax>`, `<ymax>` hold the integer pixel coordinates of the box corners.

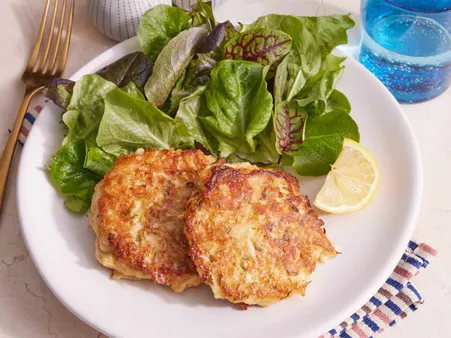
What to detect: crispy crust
<box><xmin>185</xmin><ymin>163</ymin><xmax>337</xmax><ymax>305</ymax></box>
<box><xmin>89</xmin><ymin>149</ymin><xmax>216</xmax><ymax>292</ymax></box>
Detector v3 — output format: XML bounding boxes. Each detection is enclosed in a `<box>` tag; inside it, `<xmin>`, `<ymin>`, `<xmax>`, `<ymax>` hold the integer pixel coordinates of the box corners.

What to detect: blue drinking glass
<box><xmin>359</xmin><ymin>0</ymin><xmax>451</xmax><ymax>103</ymax></box>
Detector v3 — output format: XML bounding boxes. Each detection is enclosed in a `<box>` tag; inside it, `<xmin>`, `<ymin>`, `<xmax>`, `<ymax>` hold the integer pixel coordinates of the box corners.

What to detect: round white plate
<box><xmin>17</xmin><ymin>5</ymin><xmax>422</xmax><ymax>338</ymax></box>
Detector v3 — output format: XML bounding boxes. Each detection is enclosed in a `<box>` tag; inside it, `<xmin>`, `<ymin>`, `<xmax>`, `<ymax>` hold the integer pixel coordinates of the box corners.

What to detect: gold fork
<box><xmin>0</xmin><ymin>0</ymin><xmax>74</xmax><ymax>210</ymax></box>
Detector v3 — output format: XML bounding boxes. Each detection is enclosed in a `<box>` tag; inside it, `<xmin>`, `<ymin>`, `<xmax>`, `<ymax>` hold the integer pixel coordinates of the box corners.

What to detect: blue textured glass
<box><xmin>359</xmin><ymin>0</ymin><xmax>451</xmax><ymax>103</ymax></box>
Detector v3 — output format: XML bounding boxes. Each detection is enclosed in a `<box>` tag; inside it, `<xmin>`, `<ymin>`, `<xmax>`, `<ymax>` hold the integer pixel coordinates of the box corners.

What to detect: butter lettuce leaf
<box><xmin>97</xmin><ymin>87</ymin><xmax>182</xmax><ymax>156</ymax></box>
<box><xmin>49</xmin><ymin>140</ymin><xmax>101</xmax><ymax>213</ymax></box>
<box><xmin>84</xmin><ymin>147</ymin><xmax>117</xmax><ymax>176</ymax></box>
<box><xmin>202</xmin><ymin>60</ymin><xmax>273</xmax><ymax>157</ymax></box>
<box><xmin>62</xmin><ymin>74</ymin><xmax>117</xmax><ymax>145</ymax></box>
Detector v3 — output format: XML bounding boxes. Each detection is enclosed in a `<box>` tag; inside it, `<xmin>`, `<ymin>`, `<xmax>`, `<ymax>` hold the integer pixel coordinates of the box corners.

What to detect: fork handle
<box><xmin>0</xmin><ymin>87</ymin><xmax>42</xmax><ymax>210</ymax></box>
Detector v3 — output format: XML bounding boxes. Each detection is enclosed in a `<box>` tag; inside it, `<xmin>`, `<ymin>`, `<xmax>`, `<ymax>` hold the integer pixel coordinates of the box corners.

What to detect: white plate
<box><xmin>17</xmin><ymin>9</ymin><xmax>422</xmax><ymax>338</ymax></box>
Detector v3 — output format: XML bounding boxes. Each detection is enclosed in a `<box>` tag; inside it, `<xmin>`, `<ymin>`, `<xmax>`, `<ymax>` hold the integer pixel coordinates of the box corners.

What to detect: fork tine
<box><xmin>27</xmin><ymin>0</ymin><xmax>51</xmax><ymax>71</ymax></box>
<box><xmin>48</xmin><ymin>0</ymin><xmax>67</xmax><ymax>72</ymax></box>
<box><xmin>55</xmin><ymin>0</ymin><xmax>74</xmax><ymax>76</ymax></box>
<box><xmin>37</xmin><ymin>0</ymin><xmax>60</xmax><ymax>73</ymax></box>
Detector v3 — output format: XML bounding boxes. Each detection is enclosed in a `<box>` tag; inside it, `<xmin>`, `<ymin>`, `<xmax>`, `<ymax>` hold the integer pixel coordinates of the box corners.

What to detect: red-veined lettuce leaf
<box><xmin>275</xmin><ymin>101</ymin><xmax>306</xmax><ymax>155</ymax></box>
<box><xmin>223</xmin><ymin>28</ymin><xmax>292</xmax><ymax>68</ymax></box>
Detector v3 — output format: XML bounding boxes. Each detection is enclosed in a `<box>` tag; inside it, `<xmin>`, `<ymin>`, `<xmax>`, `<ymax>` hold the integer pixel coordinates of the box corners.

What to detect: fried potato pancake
<box><xmin>89</xmin><ymin>149</ymin><xmax>216</xmax><ymax>292</ymax></box>
<box><xmin>185</xmin><ymin>163</ymin><xmax>337</xmax><ymax>305</ymax></box>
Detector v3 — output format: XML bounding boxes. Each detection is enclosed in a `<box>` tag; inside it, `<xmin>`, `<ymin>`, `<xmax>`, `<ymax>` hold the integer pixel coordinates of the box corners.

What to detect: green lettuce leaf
<box><xmin>84</xmin><ymin>147</ymin><xmax>117</xmax><ymax>176</ymax></box>
<box><xmin>244</xmin><ymin>120</ymin><xmax>279</xmax><ymax>164</ymax></box>
<box><xmin>174</xmin><ymin>87</ymin><xmax>217</xmax><ymax>152</ymax></box>
<box><xmin>202</xmin><ymin>60</ymin><xmax>273</xmax><ymax>157</ymax></box>
<box><xmin>293</xmin><ymin>112</ymin><xmax>359</xmax><ymax>176</ymax></box>
<box><xmin>243</xmin><ymin>14</ymin><xmax>354</xmax><ymax>104</ymax></box>
<box><xmin>325</xmin><ymin>89</ymin><xmax>351</xmax><ymax>114</ymax></box>
<box><xmin>144</xmin><ymin>26</ymin><xmax>209</xmax><ymax>108</ymax></box>
<box><xmin>62</xmin><ymin>74</ymin><xmax>117</xmax><ymax>145</ymax></box>
<box><xmin>301</xmin><ymin>89</ymin><xmax>351</xmax><ymax>119</ymax></box>
<box><xmin>49</xmin><ymin>140</ymin><xmax>101</xmax><ymax>213</ymax></box>
<box><xmin>97</xmin><ymin>87</ymin><xmax>181</xmax><ymax>156</ymax></box>
<box><xmin>64</xmin><ymin>196</ymin><xmax>91</xmax><ymax>213</ymax></box>
<box><xmin>96</xmin><ymin>52</ymin><xmax>153</xmax><ymax>92</ymax></box>
<box><xmin>191</xmin><ymin>0</ymin><xmax>216</xmax><ymax>30</ymax></box>
<box><xmin>121</xmin><ymin>81</ymin><xmax>145</xmax><ymax>100</ymax></box>
<box><xmin>138</xmin><ymin>5</ymin><xmax>192</xmax><ymax>61</ymax></box>
<box><xmin>294</xmin><ymin>54</ymin><xmax>346</xmax><ymax>107</ymax></box>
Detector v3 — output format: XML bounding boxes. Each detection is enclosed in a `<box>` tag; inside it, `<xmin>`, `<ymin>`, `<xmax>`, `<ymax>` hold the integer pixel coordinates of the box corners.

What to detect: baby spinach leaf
<box><xmin>42</xmin><ymin>78</ymin><xmax>75</xmax><ymax>109</ymax></box>
<box><xmin>84</xmin><ymin>147</ymin><xmax>117</xmax><ymax>176</ymax></box>
<box><xmin>138</xmin><ymin>5</ymin><xmax>192</xmax><ymax>61</ymax></box>
<box><xmin>96</xmin><ymin>52</ymin><xmax>153</xmax><ymax>92</ymax></box>
<box><xmin>202</xmin><ymin>60</ymin><xmax>273</xmax><ymax>157</ymax></box>
<box><xmin>144</xmin><ymin>26</ymin><xmax>209</xmax><ymax>108</ymax></box>
<box><xmin>62</xmin><ymin>75</ymin><xmax>117</xmax><ymax>145</ymax></box>
<box><xmin>293</xmin><ymin>112</ymin><xmax>359</xmax><ymax>176</ymax></box>
<box><xmin>294</xmin><ymin>55</ymin><xmax>346</xmax><ymax>107</ymax></box>
<box><xmin>325</xmin><ymin>89</ymin><xmax>351</xmax><ymax>114</ymax></box>
<box><xmin>224</xmin><ymin>28</ymin><xmax>292</xmax><ymax>68</ymax></box>
<box><xmin>304</xmin><ymin>100</ymin><xmax>326</xmax><ymax>119</ymax></box>
<box><xmin>49</xmin><ymin>140</ymin><xmax>101</xmax><ymax>213</ymax></box>
<box><xmin>275</xmin><ymin>101</ymin><xmax>306</xmax><ymax>155</ymax></box>
<box><xmin>97</xmin><ymin>88</ymin><xmax>181</xmax><ymax>156</ymax></box>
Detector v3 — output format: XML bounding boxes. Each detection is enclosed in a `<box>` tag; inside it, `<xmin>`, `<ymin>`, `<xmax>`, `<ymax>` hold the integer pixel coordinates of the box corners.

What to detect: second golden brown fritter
<box><xmin>89</xmin><ymin>149</ymin><xmax>216</xmax><ymax>292</ymax></box>
<box><xmin>185</xmin><ymin>163</ymin><xmax>337</xmax><ymax>305</ymax></box>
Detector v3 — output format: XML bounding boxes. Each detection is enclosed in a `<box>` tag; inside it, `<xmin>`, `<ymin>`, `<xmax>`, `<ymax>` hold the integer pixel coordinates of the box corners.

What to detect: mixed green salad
<box><xmin>44</xmin><ymin>1</ymin><xmax>359</xmax><ymax>213</ymax></box>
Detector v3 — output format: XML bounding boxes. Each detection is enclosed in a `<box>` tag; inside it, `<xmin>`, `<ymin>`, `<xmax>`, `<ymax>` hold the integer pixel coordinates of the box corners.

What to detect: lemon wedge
<box><xmin>313</xmin><ymin>138</ymin><xmax>380</xmax><ymax>213</ymax></box>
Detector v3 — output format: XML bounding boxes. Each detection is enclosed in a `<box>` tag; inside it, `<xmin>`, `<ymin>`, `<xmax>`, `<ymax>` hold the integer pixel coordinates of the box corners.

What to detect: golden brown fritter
<box><xmin>89</xmin><ymin>149</ymin><xmax>216</xmax><ymax>292</ymax></box>
<box><xmin>185</xmin><ymin>162</ymin><xmax>337</xmax><ymax>305</ymax></box>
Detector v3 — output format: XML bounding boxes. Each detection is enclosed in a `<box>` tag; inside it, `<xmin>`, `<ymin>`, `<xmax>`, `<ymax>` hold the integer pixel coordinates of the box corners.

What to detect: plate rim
<box><xmin>16</xmin><ymin>36</ymin><xmax>423</xmax><ymax>338</ymax></box>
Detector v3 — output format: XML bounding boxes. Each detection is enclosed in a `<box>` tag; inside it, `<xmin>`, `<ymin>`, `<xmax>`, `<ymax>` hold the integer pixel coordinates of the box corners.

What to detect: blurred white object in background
<box><xmin>87</xmin><ymin>0</ymin><xmax>229</xmax><ymax>42</ymax></box>
<box><xmin>86</xmin><ymin>0</ymin><xmax>172</xmax><ymax>41</ymax></box>
<box><xmin>173</xmin><ymin>0</ymin><xmax>227</xmax><ymax>11</ymax></box>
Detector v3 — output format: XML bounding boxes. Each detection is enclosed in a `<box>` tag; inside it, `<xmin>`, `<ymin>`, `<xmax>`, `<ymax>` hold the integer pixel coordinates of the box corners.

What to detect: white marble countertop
<box><xmin>0</xmin><ymin>0</ymin><xmax>450</xmax><ymax>337</ymax></box>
